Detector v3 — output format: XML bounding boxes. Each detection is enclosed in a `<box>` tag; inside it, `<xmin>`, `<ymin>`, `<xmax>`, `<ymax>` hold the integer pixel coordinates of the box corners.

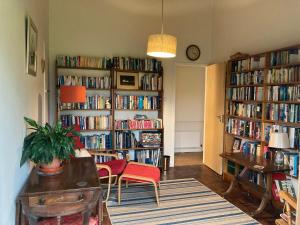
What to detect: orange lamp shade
<box><xmin>60</xmin><ymin>86</ymin><xmax>86</xmax><ymax>103</ymax></box>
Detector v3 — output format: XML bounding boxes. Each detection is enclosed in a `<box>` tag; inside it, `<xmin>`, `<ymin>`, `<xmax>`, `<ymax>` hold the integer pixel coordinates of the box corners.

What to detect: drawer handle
<box><xmin>55</xmin><ymin>194</ymin><xmax>85</xmax><ymax>204</ymax></box>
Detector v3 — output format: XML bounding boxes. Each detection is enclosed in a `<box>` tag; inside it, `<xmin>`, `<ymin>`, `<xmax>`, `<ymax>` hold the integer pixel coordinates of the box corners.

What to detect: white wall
<box><xmin>49</xmin><ymin>0</ymin><xmax>214</xmax><ymax>166</ymax></box>
<box><xmin>175</xmin><ymin>65</ymin><xmax>205</xmax><ymax>153</ymax></box>
<box><xmin>0</xmin><ymin>0</ymin><xmax>49</xmax><ymax>223</ymax></box>
<box><xmin>212</xmin><ymin>0</ymin><xmax>300</xmax><ymax>62</ymax></box>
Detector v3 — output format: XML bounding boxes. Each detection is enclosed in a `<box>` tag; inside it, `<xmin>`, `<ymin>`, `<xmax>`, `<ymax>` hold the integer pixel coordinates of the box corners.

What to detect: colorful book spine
<box><xmin>115</xmin><ymin>95</ymin><xmax>160</xmax><ymax>110</ymax></box>
<box><xmin>228</xmin><ymin>102</ymin><xmax>262</xmax><ymax>119</ymax></box>
<box><xmin>265</xmin><ymin>103</ymin><xmax>300</xmax><ymax>123</ymax></box>
<box><xmin>80</xmin><ymin>134</ymin><xmax>112</xmax><ymax>149</ymax></box>
<box><xmin>266</xmin><ymin>66</ymin><xmax>300</xmax><ymax>84</ymax></box>
<box><xmin>115</xmin><ymin>119</ymin><xmax>163</xmax><ymax>129</ymax></box>
<box><xmin>59</xmin><ymin>95</ymin><xmax>111</xmax><ymax>110</ymax></box>
<box><xmin>60</xmin><ymin>115</ymin><xmax>112</xmax><ymax>130</ymax></box>
<box><xmin>230</xmin><ymin>70</ymin><xmax>264</xmax><ymax>86</ymax></box>
<box><xmin>141</xmin><ymin>74</ymin><xmax>163</xmax><ymax>91</ymax></box>
<box><xmin>226</xmin><ymin>87</ymin><xmax>264</xmax><ymax>101</ymax></box>
<box><xmin>57</xmin><ymin>74</ymin><xmax>111</xmax><ymax>89</ymax></box>
<box><xmin>226</xmin><ymin>118</ymin><xmax>261</xmax><ymax>140</ymax></box>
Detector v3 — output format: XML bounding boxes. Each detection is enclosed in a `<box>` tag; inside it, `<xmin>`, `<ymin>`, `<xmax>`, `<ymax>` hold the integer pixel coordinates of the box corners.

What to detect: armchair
<box><xmin>275</xmin><ymin>191</ymin><xmax>297</xmax><ymax>225</ymax></box>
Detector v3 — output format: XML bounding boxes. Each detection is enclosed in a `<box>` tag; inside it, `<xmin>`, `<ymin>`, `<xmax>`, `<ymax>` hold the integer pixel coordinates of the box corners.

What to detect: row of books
<box><xmin>56</xmin><ymin>55</ymin><xmax>112</xmax><ymax>69</ymax></box>
<box><xmin>59</xmin><ymin>96</ymin><xmax>111</xmax><ymax>111</ymax></box>
<box><xmin>231</xmin><ymin>58</ymin><xmax>250</xmax><ymax>72</ymax></box>
<box><xmin>228</xmin><ymin>102</ymin><xmax>262</xmax><ymax>119</ymax></box>
<box><xmin>127</xmin><ymin>149</ymin><xmax>161</xmax><ymax>166</ymax></box>
<box><xmin>264</xmin><ymin>124</ymin><xmax>300</xmax><ymax>149</ymax></box>
<box><xmin>115</xmin><ymin>119</ymin><xmax>163</xmax><ymax>130</ymax></box>
<box><xmin>115</xmin><ymin>95</ymin><xmax>160</xmax><ymax>110</ymax></box>
<box><xmin>266</xmin><ymin>85</ymin><xmax>300</xmax><ymax>101</ymax></box>
<box><xmin>226</xmin><ymin>87</ymin><xmax>264</xmax><ymax>101</ymax></box>
<box><xmin>141</xmin><ymin>73</ymin><xmax>163</xmax><ymax>91</ymax></box>
<box><xmin>80</xmin><ymin>134</ymin><xmax>112</xmax><ymax>150</ymax></box>
<box><xmin>248</xmin><ymin>170</ymin><xmax>266</xmax><ymax>188</ymax></box>
<box><xmin>229</xmin><ymin>70</ymin><xmax>264</xmax><ymax>86</ymax></box>
<box><xmin>60</xmin><ymin>115</ymin><xmax>112</xmax><ymax>130</ymax></box>
<box><xmin>266</xmin><ymin>67</ymin><xmax>300</xmax><ymax>84</ymax></box>
<box><xmin>270</xmin><ymin>49</ymin><xmax>300</xmax><ymax>66</ymax></box>
<box><xmin>226</xmin><ymin>118</ymin><xmax>261</xmax><ymax>140</ymax></box>
<box><xmin>57</xmin><ymin>75</ymin><xmax>111</xmax><ymax>89</ymax></box>
<box><xmin>265</xmin><ymin>103</ymin><xmax>300</xmax><ymax>123</ymax></box>
<box><xmin>112</xmin><ymin>57</ymin><xmax>162</xmax><ymax>72</ymax></box>
<box><xmin>250</xmin><ymin>56</ymin><xmax>266</xmax><ymax>70</ymax></box>
<box><xmin>115</xmin><ymin>131</ymin><xmax>138</xmax><ymax>149</ymax></box>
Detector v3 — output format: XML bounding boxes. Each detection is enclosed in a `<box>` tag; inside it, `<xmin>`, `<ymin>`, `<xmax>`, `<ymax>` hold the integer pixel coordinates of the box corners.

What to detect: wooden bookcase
<box><xmin>224</xmin><ymin>44</ymin><xmax>300</xmax><ymax>184</ymax></box>
<box><xmin>55</xmin><ymin>57</ymin><xmax>164</xmax><ymax>167</ymax></box>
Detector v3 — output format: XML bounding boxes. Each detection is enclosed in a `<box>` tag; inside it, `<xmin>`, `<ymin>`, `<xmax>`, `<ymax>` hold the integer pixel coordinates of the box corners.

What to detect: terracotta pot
<box><xmin>39</xmin><ymin>158</ymin><xmax>63</xmax><ymax>175</ymax></box>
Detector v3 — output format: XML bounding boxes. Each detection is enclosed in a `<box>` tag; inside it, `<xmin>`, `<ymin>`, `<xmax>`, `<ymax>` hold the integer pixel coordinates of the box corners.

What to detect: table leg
<box><xmin>222</xmin><ymin>167</ymin><xmax>248</xmax><ymax>196</ymax></box>
<box><xmin>98</xmin><ymin>191</ymin><xmax>103</xmax><ymax>225</ymax></box>
<box><xmin>250</xmin><ymin>173</ymin><xmax>272</xmax><ymax>216</ymax></box>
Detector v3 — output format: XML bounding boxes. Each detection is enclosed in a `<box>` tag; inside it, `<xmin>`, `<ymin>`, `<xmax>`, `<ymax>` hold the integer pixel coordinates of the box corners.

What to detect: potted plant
<box><xmin>20</xmin><ymin>117</ymin><xmax>80</xmax><ymax>175</ymax></box>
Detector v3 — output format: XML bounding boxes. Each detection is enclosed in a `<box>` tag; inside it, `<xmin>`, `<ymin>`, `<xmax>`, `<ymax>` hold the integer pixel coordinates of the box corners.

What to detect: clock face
<box><xmin>186</xmin><ymin>45</ymin><xmax>201</xmax><ymax>61</ymax></box>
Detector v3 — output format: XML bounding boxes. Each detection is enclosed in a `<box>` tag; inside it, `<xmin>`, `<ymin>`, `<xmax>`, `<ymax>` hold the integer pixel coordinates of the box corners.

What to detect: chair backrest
<box><xmin>278</xmin><ymin>191</ymin><xmax>297</xmax><ymax>225</ymax></box>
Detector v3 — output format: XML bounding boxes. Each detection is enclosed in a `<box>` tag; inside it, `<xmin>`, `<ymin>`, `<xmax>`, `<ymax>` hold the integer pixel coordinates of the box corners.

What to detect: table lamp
<box><xmin>60</xmin><ymin>85</ymin><xmax>86</xmax><ymax>149</ymax></box>
<box><xmin>268</xmin><ymin>131</ymin><xmax>290</xmax><ymax>166</ymax></box>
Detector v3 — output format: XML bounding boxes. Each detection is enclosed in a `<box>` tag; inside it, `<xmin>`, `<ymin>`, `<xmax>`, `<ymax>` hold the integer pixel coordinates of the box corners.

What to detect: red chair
<box><xmin>38</xmin><ymin>213</ymin><xmax>98</xmax><ymax>225</ymax></box>
<box><xmin>95</xmin><ymin>153</ymin><xmax>127</xmax><ymax>202</ymax></box>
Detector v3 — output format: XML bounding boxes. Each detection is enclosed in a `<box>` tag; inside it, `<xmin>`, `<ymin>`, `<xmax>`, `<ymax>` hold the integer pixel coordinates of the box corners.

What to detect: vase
<box><xmin>38</xmin><ymin>158</ymin><xmax>63</xmax><ymax>176</ymax></box>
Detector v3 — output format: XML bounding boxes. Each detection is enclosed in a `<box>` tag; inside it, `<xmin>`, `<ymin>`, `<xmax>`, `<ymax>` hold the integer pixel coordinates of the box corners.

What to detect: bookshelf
<box><xmin>56</xmin><ymin>55</ymin><xmax>164</xmax><ymax>167</ymax></box>
<box><xmin>224</xmin><ymin>45</ymin><xmax>300</xmax><ymax>189</ymax></box>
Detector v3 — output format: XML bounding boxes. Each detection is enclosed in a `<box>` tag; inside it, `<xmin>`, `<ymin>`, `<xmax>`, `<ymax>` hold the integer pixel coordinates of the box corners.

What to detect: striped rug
<box><xmin>106</xmin><ymin>178</ymin><xmax>260</xmax><ymax>225</ymax></box>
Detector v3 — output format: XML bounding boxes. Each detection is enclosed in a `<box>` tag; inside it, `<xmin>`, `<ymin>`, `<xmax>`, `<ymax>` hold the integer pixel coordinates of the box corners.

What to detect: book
<box><xmin>226</xmin><ymin>118</ymin><xmax>261</xmax><ymax>140</ymax></box>
<box><xmin>115</xmin><ymin>95</ymin><xmax>160</xmax><ymax>110</ymax></box>
<box><xmin>274</xmin><ymin>179</ymin><xmax>297</xmax><ymax>202</ymax></box>
<box><xmin>80</xmin><ymin>134</ymin><xmax>112</xmax><ymax>150</ymax></box>
<box><xmin>60</xmin><ymin>115</ymin><xmax>112</xmax><ymax>130</ymax></box>
<box><xmin>226</xmin><ymin>86</ymin><xmax>263</xmax><ymax>101</ymax></box>
<box><xmin>115</xmin><ymin>119</ymin><xmax>163</xmax><ymax>130</ymax></box>
<box><xmin>228</xmin><ymin>102</ymin><xmax>262</xmax><ymax>119</ymax></box>
<box><xmin>57</xmin><ymin>74</ymin><xmax>111</xmax><ymax>89</ymax></box>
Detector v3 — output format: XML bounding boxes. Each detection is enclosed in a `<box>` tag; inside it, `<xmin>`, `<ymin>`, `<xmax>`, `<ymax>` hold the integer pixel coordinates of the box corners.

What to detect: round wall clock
<box><xmin>186</xmin><ymin>45</ymin><xmax>201</xmax><ymax>61</ymax></box>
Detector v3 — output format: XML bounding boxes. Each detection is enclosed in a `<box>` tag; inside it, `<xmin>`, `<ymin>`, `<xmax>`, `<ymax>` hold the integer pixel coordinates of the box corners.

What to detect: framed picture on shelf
<box><xmin>232</xmin><ymin>138</ymin><xmax>241</xmax><ymax>153</ymax></box>
<box><xmin>26</xmin><ymin>16</ymin><xmax>38</xmax><ymax>76</ymax></box>
<box><xmin>116</xmin><ymin>72</ymin><xmax>138</xmax><ymax>90</ymax></box>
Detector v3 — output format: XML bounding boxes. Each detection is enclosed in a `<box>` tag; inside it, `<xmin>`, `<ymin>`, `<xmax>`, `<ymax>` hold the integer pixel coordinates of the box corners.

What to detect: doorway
<box><xmin>174</xmin><ymin>64</ymin><xmax>206</xmax><ymax>166</ymax></box>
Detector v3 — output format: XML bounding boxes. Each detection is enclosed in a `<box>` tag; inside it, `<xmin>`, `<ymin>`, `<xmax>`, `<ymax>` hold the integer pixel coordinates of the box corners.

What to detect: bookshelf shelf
<box><xmin>226</xmin><ymin>115</ymin><xmax>261</xmax><ymax>122</ymax></box>
<box><xmin>224</xmin><ymin>44</ymin><xmax>300</xmax><ymax>200</ymax></box>
<box><xmin>56</xmin><ymin>55</ymin><xmax>164</xmax><ymax>167</ymax></box>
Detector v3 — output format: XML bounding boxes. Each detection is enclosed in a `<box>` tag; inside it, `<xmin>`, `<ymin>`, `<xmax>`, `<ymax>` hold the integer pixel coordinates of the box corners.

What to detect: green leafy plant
<box><xmin>20</xmin><ymin>117</ymin><xmax>80</xmax><ymax>166</ymax></box>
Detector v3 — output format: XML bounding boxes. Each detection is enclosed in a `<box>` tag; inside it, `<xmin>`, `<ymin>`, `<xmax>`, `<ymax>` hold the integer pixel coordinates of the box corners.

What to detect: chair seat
<box><xmin>122</xmin><ymin>163</ymin><xmax>160</xmax><ymax>183</ymax></box>
<box><xmin>38</xmin><ymin>213</ymin><xmax>98</xmax><ymax>225</ymax></box>
<box><xmin>97</xmin><ymin>159</ymin><xmax>127</xmax><ymax>177</ymax></box>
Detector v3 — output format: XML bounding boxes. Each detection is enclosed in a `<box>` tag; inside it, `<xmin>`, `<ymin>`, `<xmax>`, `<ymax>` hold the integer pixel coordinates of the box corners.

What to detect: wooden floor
<box><xmin>175</xmin><ymin>152</ymin><xmax>203</xmax><ymax>166</ymax></box>
<box><xmin>102</xmin><ymin>164</ymin><xmax>278</xmax><ymax>225</ymax></box>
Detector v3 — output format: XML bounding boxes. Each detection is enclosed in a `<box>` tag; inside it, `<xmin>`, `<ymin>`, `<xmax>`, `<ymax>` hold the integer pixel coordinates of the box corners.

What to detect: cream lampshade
<box><xmin>269</xmin><ymin>132</ymin><xmax>290</xmax><ymax>149</ymax></box>
<box><xmin>147</xmin><ymin>34</ymin><xmax>177</xmax><ymax>58</ymax></box>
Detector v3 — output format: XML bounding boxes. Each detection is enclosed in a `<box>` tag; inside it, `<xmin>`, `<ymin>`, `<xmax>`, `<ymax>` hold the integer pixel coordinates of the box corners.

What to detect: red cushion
<box><xmin>97</xmin><ymin>159</ymin><xmax>127</xmax><ymax>177</ymax></box>
<box><xmin>38</xmin><ymin>213</ymin><xmax>98</xmax><ymax>225</ymax></box>
<box><xmin>122</xmin><ymin>163</ymin><xmax>160</xmax><ymax>183</ymax></box>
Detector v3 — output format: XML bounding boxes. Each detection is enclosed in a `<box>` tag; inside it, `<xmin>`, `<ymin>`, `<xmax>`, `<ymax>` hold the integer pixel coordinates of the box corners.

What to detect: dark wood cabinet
<box><xmin>16</xmin><ymin>157</ymin><xmax>102</xmax><ymax>225</ymax></box>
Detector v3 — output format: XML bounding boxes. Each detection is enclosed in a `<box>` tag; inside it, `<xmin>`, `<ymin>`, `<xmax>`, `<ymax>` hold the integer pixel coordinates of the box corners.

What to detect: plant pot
<box><xmin>38</xmin><ymin>158</ymin><xmax>63</xmax><ymax>176</ymax></box>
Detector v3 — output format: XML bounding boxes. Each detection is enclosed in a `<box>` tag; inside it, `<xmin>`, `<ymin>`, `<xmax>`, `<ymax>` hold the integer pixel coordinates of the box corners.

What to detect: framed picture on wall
<box><xmin>116</xmin><ymin>72</ymin><xmax>139</xmax><ymax>90</ymax></box>
<box><xmin>26</xmin><ymin>16</ymin><xmax>38</xmax><ymax>76</ymax></box>
<box><xmin>232</xmin><ymin>138</ymin><xmax>241</xmax><ymax>153</ymax></box>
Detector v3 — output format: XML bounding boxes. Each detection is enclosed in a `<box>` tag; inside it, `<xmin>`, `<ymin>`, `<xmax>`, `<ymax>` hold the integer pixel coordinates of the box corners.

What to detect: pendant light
<box><xmin>147</xmin><ymin>0</ymin><xmax>177</xmax><ymax>58</ymax></box>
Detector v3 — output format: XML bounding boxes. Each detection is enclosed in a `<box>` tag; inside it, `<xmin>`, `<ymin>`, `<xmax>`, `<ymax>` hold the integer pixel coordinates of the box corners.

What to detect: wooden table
<box><xmin>220</xmin><ymin>152</ymin><xmax>290</xmax><ymax>216</ymax></box>
<box><xmin>16</xmin><ymin>157</ymin><xmax>102</xmax><ymax>225</ymax></box>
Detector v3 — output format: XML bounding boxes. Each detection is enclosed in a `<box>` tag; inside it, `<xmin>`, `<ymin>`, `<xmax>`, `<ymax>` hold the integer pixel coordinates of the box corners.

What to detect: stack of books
<box><xmin>115</xmin><ymin>131</ymin><xmax>137</xmax><ymax>149</ymax></box>
<box><xmin>80</xmin><ymin>134</ymin><xmax>112</xmax><ymax>149</ymax></box>
<box><xmin>57</xmin><ymin>74</ymin><xmax>111</xmax><ymax>89</ymax></box>
<box><xmin>59</xmin><ymin>96</ymin><xmax>111</xmax><ymax>110</ymax></box>
<box><xmin>112</xmin><ymin>57</ymin><xmax>162</xmax><ymax>72</ymax></box>
<box><xmin>226</xmin><ymin>118</ymin><xmax>261</xmax><ymax>140</ymax></box>
<box><xmin>60</xmin><ymin>115</ymin><xmax>112</xmax><ymax>130</ymax></box>
<box><xmin>228</xmin><ymin>102</ymin><xmax>262</xmax><ymax>119</ymax></box>
<box><xmin>128</xmin><ymin>149</ymin><xmax>161</xmax><ymax>166</ymax></box>
<box><xmin>265</xmin><ymin>103</ymin><xmax>300</xmax><ymax>122</ymax></box>
<box><xmin>115</xmin><ymin>119</ymin><xmax>163</xmax><ymax>130</ymax></box>
<box><xmin>230</xmin><ymin>71</ymin><xmax>264</xmax><ymax>86</ymax></box>
<box><xmin>226</xmin><ymin>87</ymin><xmax>264</xmax><ymax>101</ymax></box>
<box><xmin>115</xmin><ymin>95</ymin><xmax>160</xmax><ymax>110</ymax></box>
<box><xmin>140</xmin><ymin>74</ymin><xmax>163</xmax><ymax>91</ymax></box>
<box><xmin>141</xmin><ymin>132</ymin><xmax>162</xmax><ymax>147</ymax></box>
<box><xmin>266</xmin><ymin>85</ymin><xmax>300</xmax><ymax>101</ymax></box>
<box><xmin>266</xmin><ymin>67</ymin><xmax>300</xmax><ymax>84</ymax></box>
<box><xmin>56</xmin><ymin>55</ymin><xmax>112</xmax><ymax>69</ymax></box>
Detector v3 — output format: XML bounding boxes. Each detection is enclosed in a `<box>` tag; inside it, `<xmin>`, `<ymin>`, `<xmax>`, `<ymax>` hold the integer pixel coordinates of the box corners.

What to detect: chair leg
<box><xmin>104</xmin><ymin>173</ymin><xmax>112</xmax><ymax>202</ymax></box>
<box><xmin>118</xmin><ymin>175</ymin><xmax>123</xmax><ymax>205</ymax></box>
<box><xmin>153</xmin><ymin>182</ymin><xmax>160</xmax><ymax>206</ymax></box>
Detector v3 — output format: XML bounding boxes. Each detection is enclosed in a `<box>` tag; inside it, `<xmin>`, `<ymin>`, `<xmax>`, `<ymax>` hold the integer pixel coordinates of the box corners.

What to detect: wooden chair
<box><xmin>94</xmin><ymin>152</ymin><xmax>127</xmax><ymax>202</ymax></box>
<box><xmin>275</xmin><ymin>191</ymin><xmax>297</xmax><ymax>225</ymax></box>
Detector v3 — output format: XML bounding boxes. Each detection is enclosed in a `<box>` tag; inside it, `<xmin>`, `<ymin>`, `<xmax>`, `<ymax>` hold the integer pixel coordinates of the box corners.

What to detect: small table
<box><xmin>220</xmin><ymin>152</ymin><xmax>290</xmax><ymax>216</ymax></box>
<box><xmin>16</xmin><ymin>157</ymin><xmax>102</xmax><ymax>225</ymax></box>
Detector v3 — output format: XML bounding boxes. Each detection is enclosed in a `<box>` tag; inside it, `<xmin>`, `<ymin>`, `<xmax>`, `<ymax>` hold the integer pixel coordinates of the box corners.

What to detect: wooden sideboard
<box><xmin>16</xmin><ymin>157</ymin><xmax>102</xmax><ymax>225</ymax></box>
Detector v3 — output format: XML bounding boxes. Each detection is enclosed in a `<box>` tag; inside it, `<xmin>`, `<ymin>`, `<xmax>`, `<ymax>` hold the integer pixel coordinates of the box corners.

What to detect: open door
<box><xmin>203</xmin><ymin>63</ymin><xmax>226</xmax><ymax>175</ymax></box>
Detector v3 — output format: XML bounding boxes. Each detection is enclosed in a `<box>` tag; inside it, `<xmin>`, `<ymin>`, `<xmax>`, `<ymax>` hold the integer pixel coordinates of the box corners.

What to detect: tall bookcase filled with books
<box><xmin>224</xmin><ymin>45</ymin><xmax>300</xmax><ymax>196</ymax></box>
<box><xmin>56</xmin><ymin>56</ymin><xmax>164</xmax><ymax>167</ymax></box>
